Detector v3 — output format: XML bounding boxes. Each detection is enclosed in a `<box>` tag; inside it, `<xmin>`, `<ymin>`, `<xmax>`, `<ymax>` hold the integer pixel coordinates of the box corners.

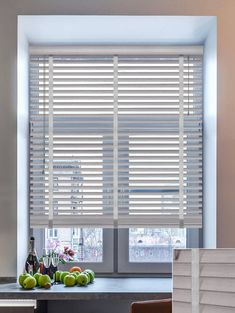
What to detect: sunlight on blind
<box><xmin>29</xmin><ymin>53</ymin><xmax>202</xmax><ymax>228</ymax></box>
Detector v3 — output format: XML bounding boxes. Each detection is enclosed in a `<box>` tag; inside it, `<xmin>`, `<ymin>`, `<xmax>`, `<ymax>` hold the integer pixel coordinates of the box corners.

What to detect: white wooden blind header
<box><xmin>29</xmin><ymin>45</ymin><xmax>203</xmax><ymax>56</ymax></box>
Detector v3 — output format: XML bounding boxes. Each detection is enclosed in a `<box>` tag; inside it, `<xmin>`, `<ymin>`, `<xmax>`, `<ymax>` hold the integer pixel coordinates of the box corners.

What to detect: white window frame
<box><xmin>30</xmin><ymin>45</ymin><xmax>203</xmax><ymax>275</ymax></box>
<box><xmin>33</xmin><ymin>227</ymin><xmax>200</xmax><ymax>275</ymax></box>
<box><xmin>33</xmin><ymin>228</ymin><xmax>114</xmax><ymax>273</ymax></box>
<box><xmin>29</xmin><ymin>46</ymin><xmax>203</xmax><ymax>230</ymax></box>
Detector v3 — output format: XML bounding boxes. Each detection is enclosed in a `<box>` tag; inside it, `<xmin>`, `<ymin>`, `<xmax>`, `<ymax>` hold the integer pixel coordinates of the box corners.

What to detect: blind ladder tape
<box><xmin>179</xmin><ymin>55</ymin><xmax>185</xmax><ymax>228</ymax></box>
<box><xmin>48</xmin><ymin>56</ymin><xmax>54</xmax><ymax>229</ymax></box>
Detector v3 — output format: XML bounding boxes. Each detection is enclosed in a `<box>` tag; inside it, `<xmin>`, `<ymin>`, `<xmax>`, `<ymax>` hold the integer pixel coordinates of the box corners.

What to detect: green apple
<box><xmin>71</xmin><ymin>272</ymin><xmax>79</xmax><ymax>284</ymax></box>
<box><xmin>44</xmin><ymin>282</ymin><xmax>52</xmax><ymax>289</ymax></box>
<box><xmin>83</xmin><ymin>271</ymin><xmax>91</xmax><ymax>283</ymax></box>
<box><xmin>23</xmin><ymin>276</ymin><xmax>37</xmax><ymax>289</ymax></box>
<box><xmin>53</xmin><ymin>271</ymin><xmax>62</xmax><ymax>283</ymax></box>
<box><xmin>60</xmin><ymin>271</ymin><xmax>70</xmax><ymax>284</ymax></box>
<box><xmin>64</xmin><ymin>274</ymin><xmax>76</xmax><ymax>287</ymax></box>
<box><xmin>19</xmin><ymin>273</ymin><xmax>31</xmax><ymax>287</ymax></box>
<box><xmin>85</xmin><ymin>269</ymin><xmax>95</xmax><ymax>283</ymax></box>
<box><xmin>77</xmin><ymin>273</ymin><xmax>88</xmax><ymax>286</ymax></box>
<box><xmin>33</xmin><ymin>273</ymin><xmax>42</xmax><ymax>286</ymax></box>
<box><xmin>38</xmin><ymin>274</ymin><xmax>51</xmax><ymax>288</ymax></box>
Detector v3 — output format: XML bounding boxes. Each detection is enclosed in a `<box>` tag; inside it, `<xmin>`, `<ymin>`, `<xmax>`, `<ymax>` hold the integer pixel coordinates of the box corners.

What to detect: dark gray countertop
<box><xmin>0</xmin><ymin>278</ymin><xmax>172</xmax><ymax>301</ymax></box>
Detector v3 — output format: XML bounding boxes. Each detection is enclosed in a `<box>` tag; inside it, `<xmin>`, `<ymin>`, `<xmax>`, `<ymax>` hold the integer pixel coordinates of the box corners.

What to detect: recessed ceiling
<box><xmin>19</xmin><ymin>15</ymin><xmax>216</xmax><ymax>45</ymax></box>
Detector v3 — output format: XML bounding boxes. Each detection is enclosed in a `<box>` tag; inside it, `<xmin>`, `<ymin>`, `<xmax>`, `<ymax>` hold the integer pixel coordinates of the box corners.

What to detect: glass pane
<box><xmin>44</xmin><ymin>228</ymin><xmax>103</xmax><ymax>263</ymax></box>
<box><xmin>129</xmin><ymin>228</ymin><xmax>186</xmax><ymax>263</ymax></box>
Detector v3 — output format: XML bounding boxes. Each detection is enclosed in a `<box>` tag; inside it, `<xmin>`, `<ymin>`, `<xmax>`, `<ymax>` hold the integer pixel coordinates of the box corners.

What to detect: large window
<box><xmin>30</xmin><ymin>46</ymin><xmax>203</xmax><ymax>274</ymax></box>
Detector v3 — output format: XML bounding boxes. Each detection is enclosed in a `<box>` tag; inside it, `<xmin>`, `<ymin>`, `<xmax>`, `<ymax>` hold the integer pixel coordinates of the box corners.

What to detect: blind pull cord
<box><xmin>179</xmin><ymin>55</ymin><xmax>185</xmax><ymax>228</ymax></box>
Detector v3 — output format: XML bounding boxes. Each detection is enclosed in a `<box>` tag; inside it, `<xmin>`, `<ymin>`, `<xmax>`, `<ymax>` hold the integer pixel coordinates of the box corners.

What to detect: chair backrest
<box><xmin>131</xmin><ymin>299</ymin><xmax>172</xmax><ymax>313</ymax></box>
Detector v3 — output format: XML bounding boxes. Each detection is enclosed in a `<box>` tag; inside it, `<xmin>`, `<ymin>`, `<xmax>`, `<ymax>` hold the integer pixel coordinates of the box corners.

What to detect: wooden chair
<box><xmin>131</xmin><ymin>299</ymin><xmax>172</xmax><ymax>313</ymax></box>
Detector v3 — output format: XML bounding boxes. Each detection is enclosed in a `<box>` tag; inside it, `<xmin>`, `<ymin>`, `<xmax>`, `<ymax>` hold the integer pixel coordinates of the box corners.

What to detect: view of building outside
<box><xmin>129</xmin><ymin>228</ymin><xmax>186</xmax><ymax>262</ymax></box>
<box><xmin>45</xmin><ymin>227</ymin><xmax>186</xmax><ymax>263</ymax></box>
<box><xmin>45</xmin><ymin>228</ymin><xmax>103</xmax><ymax>262</ymax></box>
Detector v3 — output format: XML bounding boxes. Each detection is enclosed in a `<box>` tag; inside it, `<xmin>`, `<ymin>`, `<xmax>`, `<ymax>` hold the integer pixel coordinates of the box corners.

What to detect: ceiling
<box><xmin>19</xmin><ymin>15</ymin><xmax>216</xmax><ymax>45</ymax></box>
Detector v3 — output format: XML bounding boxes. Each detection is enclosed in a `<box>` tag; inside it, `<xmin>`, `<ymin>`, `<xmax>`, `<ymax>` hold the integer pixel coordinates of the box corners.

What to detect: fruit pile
<box><xmin>18</xmin><ymin>272</ymin><xmax>51</xmax><ymax>289</ymax></box>
<box><xmin>18</xmin><ymin>266</ymin><xmax>95</xmax><ymax>290</ymax></box>
<box><xmin>55</xmin><ymin>266</ymin><xmax>95</xmax><ymax>287</ymax></box>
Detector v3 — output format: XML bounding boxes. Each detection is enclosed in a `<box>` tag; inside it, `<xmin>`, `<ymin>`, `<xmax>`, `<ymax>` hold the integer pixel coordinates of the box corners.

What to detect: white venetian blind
<box><xmin>173</xmin><ymin>249</ymin><xmax>235</xmax><ymax>313</ymax></box>
<box><xmin>30</xmin><ymin>55</ymin><xmax>114</xmax><ymax>228</ymax></box>
<box><xmin>29</xmin><ymin>50</ymin><xmax>203</xmax><ymax>228</ymax></box>
<box><xmin>117</xmin><ymin>55</ymin><xmax>203</xmax><ymax>228</ymax></box>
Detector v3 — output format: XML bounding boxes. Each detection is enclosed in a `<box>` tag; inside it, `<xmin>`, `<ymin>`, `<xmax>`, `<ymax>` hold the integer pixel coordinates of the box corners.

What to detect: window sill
<box><xmin>0</xmin><ymin>278</ymin><xmax>172</xmax><ymax>301</ymax></box>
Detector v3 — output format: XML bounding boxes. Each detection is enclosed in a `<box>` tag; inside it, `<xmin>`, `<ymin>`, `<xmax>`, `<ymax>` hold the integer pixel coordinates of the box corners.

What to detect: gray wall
<box><xmin>48</xmin><ymin>300</ymin><xmax>132</xmax><ymax>313</ymax></box>
<box><xmin>0</xmin><ymin>0</ymin><xmax>234</xmax><ymax>278</ymax></box>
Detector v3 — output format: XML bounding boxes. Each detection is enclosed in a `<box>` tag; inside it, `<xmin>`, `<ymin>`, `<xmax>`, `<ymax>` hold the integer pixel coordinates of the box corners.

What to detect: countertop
<box><xmin>0</xmin><ymin>278</ymin><xmax>172</xmax><ymax>301</ymax></box>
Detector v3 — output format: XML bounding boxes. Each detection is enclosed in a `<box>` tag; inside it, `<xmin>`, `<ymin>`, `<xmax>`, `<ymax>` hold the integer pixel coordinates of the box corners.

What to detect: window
<box><xmin>129</xmin><ymin>228</ymin><xmax>186</xmax><ymax>263</ymax></box>
<box><xmin>48</xmin><ymin>228</ymin><xmax>58</xmax><ymax>239</ymax></box>
<box><xmin>30</xmin><ymin>46</ymin><xmax>203</xmax><ymax>274</ymax></box>
<box><xmin>46</xmin><ymin>228</ymin><xmax>103</xmax><ymax>262</ymax></box>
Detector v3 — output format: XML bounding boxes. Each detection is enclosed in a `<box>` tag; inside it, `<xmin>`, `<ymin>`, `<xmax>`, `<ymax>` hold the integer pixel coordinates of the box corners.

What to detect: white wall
<box><xmin>203</xmin><ymin>21</ymin><xmax>217</xmax><ymax>248</ymax></box>
<box><xmin>17</xmin><ymin>15</ymin><xmax>216</xmax><ymax>274</ymax></box>
<box><xmin>19</xmin><ymin>15</ymin><xmax>212</xmax><ymax>45</ymax></box>
<box><xmin>1</xmin><ymin>0</ymin><xmax>234</xmax><ymax>278</ymax></box>
<box><xmin>17</xmin><ymin>19</ymin><xmax>29</xmax><ymax>276</ymax></box>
